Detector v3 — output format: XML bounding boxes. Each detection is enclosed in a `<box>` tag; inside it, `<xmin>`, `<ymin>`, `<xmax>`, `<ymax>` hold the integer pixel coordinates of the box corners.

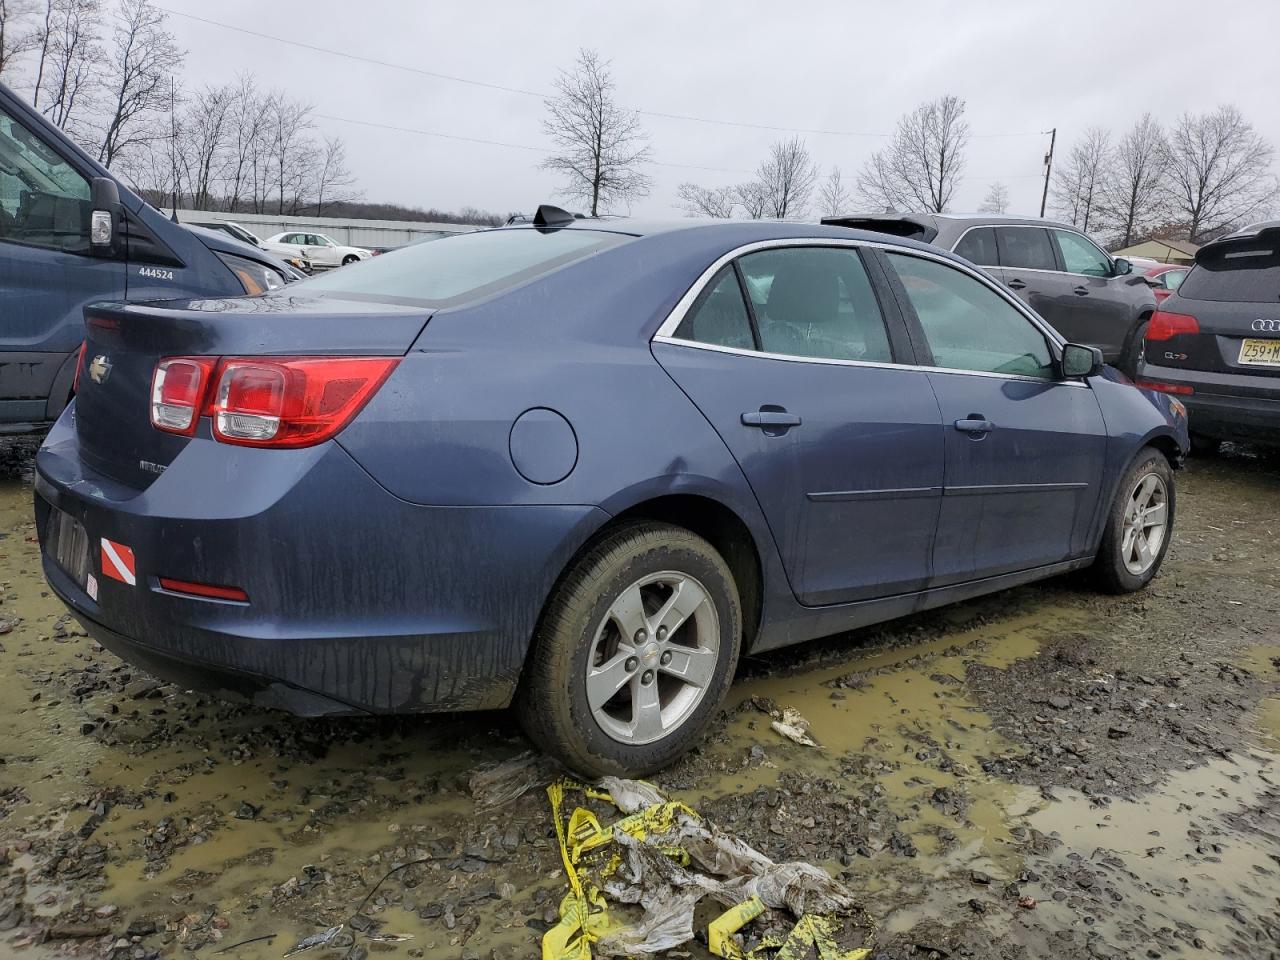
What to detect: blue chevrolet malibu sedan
<box><xmin>35</xmin><ymin>208</ymin><xmax>1189</xmax><ymax>776</ymax></box>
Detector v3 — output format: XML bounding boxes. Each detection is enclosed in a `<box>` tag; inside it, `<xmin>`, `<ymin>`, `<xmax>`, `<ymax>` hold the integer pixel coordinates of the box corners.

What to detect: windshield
<box><xmin>296</xmin><ymin>227</ymin><xmax>631</xmax><ymax>306</ymax></box>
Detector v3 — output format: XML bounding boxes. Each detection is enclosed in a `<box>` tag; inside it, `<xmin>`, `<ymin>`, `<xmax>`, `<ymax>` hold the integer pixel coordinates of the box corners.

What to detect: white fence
<box><xmin>175</xmin><ymin>209</ymin><xmax>480</xmax><ymax>248</ymax></box>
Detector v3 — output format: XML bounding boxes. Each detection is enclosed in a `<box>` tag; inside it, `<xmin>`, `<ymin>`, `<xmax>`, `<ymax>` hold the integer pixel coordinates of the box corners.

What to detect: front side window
<box><xmin>673</xmin><ymin>266</ymin><xmax>755</xmax><ymax>350</ymax></box>
<box><xmin>736</xmin><ymin>246</ymin><xmax>893</xmax><ymax>363</ymax></box>
<box><xmin>953</xmin><ymin>227</ymin><xmax>998</xmax><ymax>267</ymax></box>
<box><xmin>887</xmin><ymin>252</ymin><xmax>1055</xmax><ymax>379</ymax></box>
<box><xmin>0</xmin><ymin>103</ymin><xmax>91</xmax><ymax>253</ymax></box>
<box><xmin>1162</xmin><ymin>268</ymin><xmax>1187</xmax><ymax>291</ymax></box>
<box><xmin>1053</xmin><ymin>229</ymin><xmax>1111</xmax><ymax>277</ymax></box>
<box><xmin>996</xmin><ymin>227</ymin><xmax>1056</xmax><ymax>271</ymax></box>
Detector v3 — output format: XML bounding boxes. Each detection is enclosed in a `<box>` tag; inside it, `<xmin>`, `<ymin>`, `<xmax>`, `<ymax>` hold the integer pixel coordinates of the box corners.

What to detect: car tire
<box><xmin>341</xmin><ymin>254</ymin><xmax>359</xmax><ymax>265</ymax></box>
<box><xmin>1093</xmin><ymin>447</ymin><xmax>1175</xmax><ymax>595</ymax></box>
<box><xmin>516</xmin><ymin>521</ymin><xmax>741</xmax><ymax>778</ymax></box>
<box><xmin>1189</xmin><ymin>434</ymin><xmax>1222</xmax><ymax>457</ymax></box>
<box><xmin>1121</xmin><ymin>318</ymin><xmax>1150</xmax><ymax>378</ymax></box>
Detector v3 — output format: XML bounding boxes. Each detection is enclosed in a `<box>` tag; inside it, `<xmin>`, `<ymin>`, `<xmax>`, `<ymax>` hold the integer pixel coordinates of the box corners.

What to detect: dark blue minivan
<box><xmin>0</xmin><ymin>81</ymin><xmax>297</xmax><ymax>433</ymax></box>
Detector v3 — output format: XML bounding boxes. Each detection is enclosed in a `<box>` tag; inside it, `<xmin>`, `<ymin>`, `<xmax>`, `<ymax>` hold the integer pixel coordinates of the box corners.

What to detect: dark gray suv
<box><xmin>824</xmin><ymin>214</ymin><xmax>1157</xmax><ymax>371</ymax></box>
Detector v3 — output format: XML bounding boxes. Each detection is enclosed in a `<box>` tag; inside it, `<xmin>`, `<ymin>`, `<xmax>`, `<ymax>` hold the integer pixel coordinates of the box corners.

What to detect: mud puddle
<box><xmin>2</xmin><ymin>446</ymin><xmax>1280</xmax><ymax>958</ymax></box>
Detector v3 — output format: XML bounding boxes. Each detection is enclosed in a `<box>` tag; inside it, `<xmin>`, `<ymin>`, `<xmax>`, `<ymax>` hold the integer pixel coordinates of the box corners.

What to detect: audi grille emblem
<box><xmin>1252</xmin><ymin>318</ymin><xmax>1280</xmax><ymax>332</ymax></box>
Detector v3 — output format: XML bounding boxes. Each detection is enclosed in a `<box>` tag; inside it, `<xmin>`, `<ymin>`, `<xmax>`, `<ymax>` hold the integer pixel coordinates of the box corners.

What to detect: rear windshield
<box><xmin>1180</xmin><ymin>239</ymin><xmax>1280</xmax><ymax>303</ymax></box>
<box><xmin>297</xmin><ymin>227</ymin><xmax>630</xmax><ymax>306</ymax></box>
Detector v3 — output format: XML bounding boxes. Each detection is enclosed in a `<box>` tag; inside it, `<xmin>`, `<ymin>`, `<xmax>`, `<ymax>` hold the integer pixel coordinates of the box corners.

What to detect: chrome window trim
<box><xmin>951</xmin><ymin>222</ymin><xmax>1117</xmax><ymax>280</ymax></box>
<box><xmin>653</xmin><ymin>236</ymin><xmax>1088</xmax><ymax>388</ymax></box>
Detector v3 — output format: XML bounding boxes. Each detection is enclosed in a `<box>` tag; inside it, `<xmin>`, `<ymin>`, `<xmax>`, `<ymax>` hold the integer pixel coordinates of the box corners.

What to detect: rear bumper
<box><xmin>1140</xmin><ymin>362</ymin><xmax>1280</xmax><ymax>444</ymax></box>
<box><xmin>35</xmin><ymin>412</ymin><xmax>606</xmax><ymax>713</ymax></box>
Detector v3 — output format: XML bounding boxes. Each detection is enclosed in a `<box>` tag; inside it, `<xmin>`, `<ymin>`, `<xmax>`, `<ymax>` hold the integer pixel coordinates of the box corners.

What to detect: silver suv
<box><xmin>824</xmin><ymin>213</ymin><xmax>1158</xmax><ymax>373</ymax></box>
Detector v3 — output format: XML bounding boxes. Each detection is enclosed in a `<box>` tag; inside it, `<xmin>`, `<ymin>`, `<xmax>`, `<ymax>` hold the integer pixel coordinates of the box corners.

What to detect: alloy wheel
<box><xmin>584</xmin><ymin>571</ymin><xmax>720</xmax><ymax>745</ymax></box>
<box><xmin>1121</xmin><ymin>472</ymin><xmax>1169</xmax><ymax>576</ymax></box>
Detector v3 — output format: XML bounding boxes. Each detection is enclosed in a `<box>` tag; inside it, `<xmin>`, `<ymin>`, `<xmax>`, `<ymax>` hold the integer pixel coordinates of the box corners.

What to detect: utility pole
<box><xmin>1039</xmin><ymin>127</ymin><xmax>1056</xmax><ymax>218</ymax></box>
<box><xmin>169</xmin><ymin>77</ymin><xmax>179</xmax><ymax>222</ymax></box>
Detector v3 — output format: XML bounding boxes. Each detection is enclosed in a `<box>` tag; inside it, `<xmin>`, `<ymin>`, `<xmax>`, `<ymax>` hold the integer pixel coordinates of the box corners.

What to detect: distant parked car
<box><xmin>36</xmin><ymin>208</ymin><xmax>1187</xmax><ymax>777</ymax></box>
<box><xmin>1143</xmin><ymin>263</ymin><xmax>1189</xmax><ymax>304</ymax></box>
<box><xmin>266</xmin><ymin>231</ymin><xmax>372</xmax><ymax>268</ymax></box>
<box><xmin>824</xmin><ymin>214</ymin><xmax>1158</xmax><ymax>373</ymax></box>
<box><xmin>189</xmin><ymin>220</ymin><xmax>312</xmax><ymax>275</ymax></box>
<box><xmin>1138</xmin><ymin>222</ymin><xmax>1280</xmax><ymax>452</ymax></box>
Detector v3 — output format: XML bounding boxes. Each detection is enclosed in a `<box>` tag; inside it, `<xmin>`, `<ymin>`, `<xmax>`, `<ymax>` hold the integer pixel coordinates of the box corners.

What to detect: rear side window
<box><xmin>673</xmin><ymin>266</ymin><xmax>755</xmax><ymax>350</ymax></box>
<box><xmin>298</xmin><ymin>228</ymin><xmax>629</xmax><ymax>306</ymax></box>
<box><xmin>996</xmin><ymin>227</ymin><xmax>1056</xmax><ymax>271</ymax></box>
<box><xmin>1052</xmin><ymin>230</ymin><xmax>1111</xmax><ymax>277</ymax></box>
<box><xmin>1180</xmin><ymin>241</ymin><xmax>1280</xmax><ymax>303</ymax></box>
<box><xmin>0</xmin><ymin>103</ymin><xmax>91</xmax><ymax>253</ymax></box>
<box><xmin>953</xmin><ymin>227</ymin><xmax>998</xmax><ymax>267</ymax></box>
<box><xmin>1163</xmin><ymin>269</ymin><xmax>1187</xmax><ymax>291</ymax></box>
<box><xmin>738</xmin><ymin>246</ymin><xmax>893</xmax><ymax>363</ymax></box>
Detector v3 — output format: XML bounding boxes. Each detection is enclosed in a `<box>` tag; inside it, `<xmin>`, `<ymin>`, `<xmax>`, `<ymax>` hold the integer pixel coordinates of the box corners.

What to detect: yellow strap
<box><xmin>707</xmin><ymin>896</ymin><xmax>766</xmax><ymax>959</ymax></box>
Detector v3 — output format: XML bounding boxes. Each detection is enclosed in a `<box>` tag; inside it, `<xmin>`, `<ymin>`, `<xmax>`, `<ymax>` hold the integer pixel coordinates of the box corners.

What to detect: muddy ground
<box><xmin>0</xmin><ymin>439</ymin><xmax>1277</xmax><ymax>960</ymax></box>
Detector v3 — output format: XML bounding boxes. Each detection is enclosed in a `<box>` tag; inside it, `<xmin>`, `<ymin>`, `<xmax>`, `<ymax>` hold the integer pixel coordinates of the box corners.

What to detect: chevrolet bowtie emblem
<box><xmin>88</xmin><ymin>354</ymin><xmax>111</xmax><ymax>384</ymax></box>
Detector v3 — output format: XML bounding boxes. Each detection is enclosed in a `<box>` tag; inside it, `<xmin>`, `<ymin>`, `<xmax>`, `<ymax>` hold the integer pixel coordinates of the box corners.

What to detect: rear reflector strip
<box><xmin>1136</xmin><ymin>378</ymin><xmax>1194</xmax><ymax>396</ymax></box>
<box><xmin>158</xmin><ymin>578</ymin><xmax>249</xmax><ymax>602</ymax></box>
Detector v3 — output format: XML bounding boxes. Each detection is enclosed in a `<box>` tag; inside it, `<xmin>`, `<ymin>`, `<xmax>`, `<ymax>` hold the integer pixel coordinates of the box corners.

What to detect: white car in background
<box><xmin>265</xmin><ymin>231</ymin><xmax>373</xmax><ymax>268</ymax></box>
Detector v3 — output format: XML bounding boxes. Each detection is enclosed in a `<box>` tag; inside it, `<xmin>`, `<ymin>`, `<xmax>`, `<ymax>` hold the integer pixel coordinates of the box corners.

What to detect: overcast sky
<box><xmin>164</xmin><ymin>0</ymin><xmax>1279</xmax><ymax>220</ymax></box>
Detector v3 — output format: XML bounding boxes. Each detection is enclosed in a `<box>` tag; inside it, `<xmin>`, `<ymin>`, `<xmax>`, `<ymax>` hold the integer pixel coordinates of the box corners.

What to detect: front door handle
<box><xmin>954</xmin><ymin>417</ymin><xmax>993</xmax><ymax>435</ymax></box>
<box><xmin>742</xmin><ymin>410</ymin><xmax>802</xmax><ymax>429</ymax></box>
<box><xmin>1073</xmin><ymin>285</ymin><xmax>1089</xmax><ymax>296</ymax></box>
<box><xmin>1006</xmin><ymin>278</ymin><xmax>1027</xmax><ymax>290</ymax></box>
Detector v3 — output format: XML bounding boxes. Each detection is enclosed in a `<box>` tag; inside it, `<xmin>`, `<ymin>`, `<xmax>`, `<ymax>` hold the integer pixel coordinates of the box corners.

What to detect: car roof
<box><xmin>492</xmin><ymin>217</ymin><xmax>950</xmax><ymax>252</ymax></box>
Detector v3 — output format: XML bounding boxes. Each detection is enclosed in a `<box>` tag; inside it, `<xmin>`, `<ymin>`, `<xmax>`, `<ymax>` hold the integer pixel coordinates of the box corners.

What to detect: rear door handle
<box><xmin>1073</xmin><ymin>285</ymin><xmax>1089</xmax><ymax>296</ymax></box>
<box><xmin>954</xmin><ymin>417</ymin><xmax>993</xmax><ymax>435</ymax></box>
<box><xmin>742</xmin><ymin>410</ymin><xmax>802</xmax><ymax>428</ymax></box>
<box><xmin>1006</xmin><ymin>278</ymin><xmax>1027</xmax><ymax>290</ymax></box>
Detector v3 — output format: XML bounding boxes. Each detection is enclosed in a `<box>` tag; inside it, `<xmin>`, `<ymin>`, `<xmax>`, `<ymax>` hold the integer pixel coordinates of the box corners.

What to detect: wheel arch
<box><xmin>527</xmin><ymin>489</ymin><xmax>767</xmax><ymax>681</ymax></box>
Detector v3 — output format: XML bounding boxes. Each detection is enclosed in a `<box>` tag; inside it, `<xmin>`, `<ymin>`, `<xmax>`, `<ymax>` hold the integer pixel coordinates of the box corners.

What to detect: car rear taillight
<box><xmin>151</xmin><ymin>358</ymin><xmax>218</xmax><ymax>435</ymax></box>
<box><xmin>1136</xmin><ymin>378</ymin><xmax>1194</xmax><ymax>396</ymax></box>
<box><xmin>209</xmin><ymin>357</ymin><xmax>399</xmax><ymax>447</ymax></box>
<box><xmin>1147</xmin><ymin>310</ymin><xmax>1199</xmax><ymax>341</ymax></box>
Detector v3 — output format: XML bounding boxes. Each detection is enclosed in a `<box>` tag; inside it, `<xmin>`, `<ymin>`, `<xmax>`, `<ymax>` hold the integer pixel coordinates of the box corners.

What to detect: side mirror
<box><xmin>1112</xmin><ymin>256</ymin><xmax>1133</xmax><ymax>277</ymax></box>
<box><xmin>89</xmin><ymin>177</ymin><xmax>121</xmax><ymax>257</ymax></box>
<box><xmin>1062</xmin><ymin>342</ymin><xmax>1104</xmax><ymax>379</ymax></box>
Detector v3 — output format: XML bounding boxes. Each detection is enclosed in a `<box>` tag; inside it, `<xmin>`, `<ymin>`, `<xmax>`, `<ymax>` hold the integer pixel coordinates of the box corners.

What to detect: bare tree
<box><xmin>541</xmin><ymin>48</ymin><xmax>651</xmax><ymax>216</ymax></box>
<box><xmin>176</xmin><ymin>82</ymin><xmax>232</xmax><ymax>209</ymax></box>
<box><xmin>752</xmin><ymin>137</ymin><xmax>818</xmax><ymax>219</ymax></box>
<box><xmin>0</xmin><ymin>0</ymin><xmax>38</xmax><ymax>77</ymax></box>
<box><xmin>1099</xmin><ymin>114</ymin><xmax>1169</xmax><ymax>248</ymax></box>
<box><xmin>676</xmin><ymin>182</ymin><xmax>735</xmax><ymax>218</ymax></box>
<box><xmin>97</xmin><ymin>0</ymin><xmax>181</xmax><ymax>166</ymax></box>
<box><xmin>266</xmin><ymin>94</ymin><xmax>316</xmax><ymax>214</ymax></box>
<box><xmin>817</xmin><ymin>166</ymin><xmax>851</xmax><ymax>218</ymax></box>
<box><xmin>312</xmin><ymin>134</ymin><xmax>359</xmax><ymax>215</ymax></box>
<box><xmin>857</xmin><ymin>95</ymin><xmax>969</xmax><ymax>213</ymax></box>
<box><xmin>1165</xmin><ymin>105</ymin><xmax>1279</xmax><ymax>243</ymax></box>
<box><xmin>1051</xmin><ymin>127</ymin><xmax>1112</xmax><ymax>231</ymax></box>
<box><xmin>733</xmin><ymin>180</ymin><xmax>769</xmax><ymax>220</ymax></box>
<box><xmin>31</xmin><ymin>0</ymin><xmax>99</xmax><ymax>137</ymax></box>
<box><xmin>979</xmin><ymin>181</ymin><xmax>1010</xmax><ymax>214</ymax></box>
<box><xmin>223</xmin><ymin>74</ymin><xmax>264</xmax><ymax>211</ymax></box>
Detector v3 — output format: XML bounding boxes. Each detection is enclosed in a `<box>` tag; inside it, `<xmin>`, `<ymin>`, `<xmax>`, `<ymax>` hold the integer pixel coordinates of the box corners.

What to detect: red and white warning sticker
<box><xmin>100</xmin><ymin>538</ymin><xmax>136</xmax><ymax>586</ymax></box>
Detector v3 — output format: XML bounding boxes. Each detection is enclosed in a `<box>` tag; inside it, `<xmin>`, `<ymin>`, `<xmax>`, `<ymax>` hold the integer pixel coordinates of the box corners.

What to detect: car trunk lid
<box><xmin>75</xmin><ymin>293</ymin><xmax>430</xmax><ymax>490</ymax></box>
